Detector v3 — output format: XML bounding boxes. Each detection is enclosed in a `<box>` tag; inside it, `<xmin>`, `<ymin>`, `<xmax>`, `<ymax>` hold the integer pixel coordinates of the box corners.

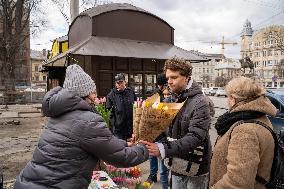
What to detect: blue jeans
<box><xmin>149</xmin><ymin>156</ymin><xmax>168</xmax><ymax>189</ymax></box>
<box><xmin>172</xmin><ymin>174</ymin><xmax>208</xmax><ymax>189</ymax></box>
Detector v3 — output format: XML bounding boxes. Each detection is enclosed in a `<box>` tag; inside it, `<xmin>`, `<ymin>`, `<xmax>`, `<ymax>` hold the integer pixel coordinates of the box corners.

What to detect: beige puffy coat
<box><xmin>209</xmin><ymin>96</ymin><xmax>277</xmax><ymax>189</ymax></box>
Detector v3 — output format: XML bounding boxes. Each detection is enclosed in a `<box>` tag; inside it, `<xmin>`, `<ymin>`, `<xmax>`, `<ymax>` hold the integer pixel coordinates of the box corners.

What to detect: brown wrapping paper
<box><xmin>133</xmin><ymin>94</ymin><xmax>184</xmax><ymax>142</ymax></box>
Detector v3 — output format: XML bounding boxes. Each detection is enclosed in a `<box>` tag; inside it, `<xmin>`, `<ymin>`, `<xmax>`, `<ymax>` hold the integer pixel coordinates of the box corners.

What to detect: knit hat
<box><xmin>63</xmin><ymin>64</ymin><xmax>96</xmax><ymax>97</ymax></box>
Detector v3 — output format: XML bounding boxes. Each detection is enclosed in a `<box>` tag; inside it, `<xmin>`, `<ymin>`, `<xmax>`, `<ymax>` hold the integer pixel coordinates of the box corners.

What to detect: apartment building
<box><xmin>240</xmin><ymin>20</ymin><xmax>284</xmax><ymax>87</ymax></box>
<box><xmin>191</xmin><ymin>53</ymin><xmax>223</xmax><ymax>87</ymax></box>
<box><xmin>30</xmin><ymin>49</ymin><xmax>48</xmax><ymax>89</ymax></box>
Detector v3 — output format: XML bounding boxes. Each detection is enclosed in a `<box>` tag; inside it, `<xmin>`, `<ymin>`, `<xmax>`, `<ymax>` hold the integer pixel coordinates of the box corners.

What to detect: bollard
<box><xmin>0</xmin><ymin>167</ymin><xmax>3</xmax><ymax>189</ymax></box>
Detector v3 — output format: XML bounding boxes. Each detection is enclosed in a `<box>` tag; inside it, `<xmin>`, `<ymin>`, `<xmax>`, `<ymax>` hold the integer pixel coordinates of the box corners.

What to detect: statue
<box><xmin>239</xmin><ymin>56</ymin><xmax>254</xmax><ymax>74</ymax></box>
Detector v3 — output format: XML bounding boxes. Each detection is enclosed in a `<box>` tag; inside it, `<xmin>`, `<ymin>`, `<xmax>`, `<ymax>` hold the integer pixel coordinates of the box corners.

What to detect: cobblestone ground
<box><xmin>0</xmin><ymin>96</ymin><xmax>228</xmax><ymax>188</ymax></box>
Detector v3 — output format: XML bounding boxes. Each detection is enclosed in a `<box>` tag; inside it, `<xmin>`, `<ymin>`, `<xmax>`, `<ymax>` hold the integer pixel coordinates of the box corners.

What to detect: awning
<box><xmin>44</xmin><ymin>36</ymin><xmax>207</xmax><ymax>66</ymax></box>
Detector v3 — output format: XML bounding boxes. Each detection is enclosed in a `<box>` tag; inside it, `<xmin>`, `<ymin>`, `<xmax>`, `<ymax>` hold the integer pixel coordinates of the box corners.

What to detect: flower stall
<box><xmin>89</xmin><ymin>164</ymin><xmax>151</xmax><ymax>189</ymax></box>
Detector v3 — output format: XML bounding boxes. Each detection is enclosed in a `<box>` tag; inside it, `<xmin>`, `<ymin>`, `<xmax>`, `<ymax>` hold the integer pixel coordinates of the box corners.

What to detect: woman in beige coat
<box><xmin>209</xmin><ymin>77</ymin><xmax>277</xmax><ymax>189</ymax></box>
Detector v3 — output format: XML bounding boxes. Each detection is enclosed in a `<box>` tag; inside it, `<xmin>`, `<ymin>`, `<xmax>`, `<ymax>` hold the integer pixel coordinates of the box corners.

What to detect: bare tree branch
<box><xmin>0</xmin><ymin>0</ymin><xmax>46</xmax><ymax>96</ymax></box>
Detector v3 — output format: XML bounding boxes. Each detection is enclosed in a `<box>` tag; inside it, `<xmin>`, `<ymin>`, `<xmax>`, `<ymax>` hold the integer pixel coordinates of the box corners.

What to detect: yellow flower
<box><xmin>144</xmin><ymin>101</ymin><xmax>150</xmax><ymax>107</ymax></box>
<box><xmin>142</xmin><ymin>181</ymin><xmax>151</xmax><ymax>188</ymax></box>
<box><xmin>156</xmin><ymin>103</ymin><xmax>164</xmax><ymax>110</ymax></box>
<box><xmin>162</xmin><ymin>106</ymin><xmax>169</xmax><ymax>111</ymax></box>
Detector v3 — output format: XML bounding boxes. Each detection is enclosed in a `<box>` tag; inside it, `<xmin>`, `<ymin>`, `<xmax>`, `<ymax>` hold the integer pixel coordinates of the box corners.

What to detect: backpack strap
<box><xmin>229</xmin><ymin>119</ymin><xmax>277</xmax><ymax>185</ymax></box>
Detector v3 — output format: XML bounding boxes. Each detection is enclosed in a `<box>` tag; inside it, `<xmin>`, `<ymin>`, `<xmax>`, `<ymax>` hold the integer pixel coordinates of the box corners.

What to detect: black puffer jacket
<box><xmin>163</xmin><ymin>81</ymin><xmax>212</xmax><ymax>176</ymax></box>
<box><xmin>106</xmin><ymin>87</ymin><xmax>137</xmax><ymax>137</ymax></box>
<box><xmin>14</xmin><ymin>87</ymin><xmax>148</xmax><ymax>189</ymax></box>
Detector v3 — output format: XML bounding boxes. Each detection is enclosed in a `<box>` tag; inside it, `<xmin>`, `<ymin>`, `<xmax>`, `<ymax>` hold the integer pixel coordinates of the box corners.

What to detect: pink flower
<box><xmin>102</xmin><ymin>97</ymin><xmax>106</xmax><ymax>103</ymax></box>
<box><xmin>94</xmin><ymin>98</ymin><xmax>101</xmax><ymax>105</ymax></box>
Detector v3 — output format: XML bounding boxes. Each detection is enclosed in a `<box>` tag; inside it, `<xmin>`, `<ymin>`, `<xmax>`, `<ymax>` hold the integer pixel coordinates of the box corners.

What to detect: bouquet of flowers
<box><xmin>91</xmin><ymin>164</ymin><xmax>151</xmax><ymax>189</ymax></box>
<box><xmin>133</xmin><ymin>93</ymin><xmax>184</xmax><ymax>142</ymax></box>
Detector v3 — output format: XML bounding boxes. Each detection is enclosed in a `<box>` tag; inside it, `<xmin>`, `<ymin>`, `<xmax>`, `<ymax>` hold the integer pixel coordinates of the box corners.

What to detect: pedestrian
<box><xmin>141</xmin><ymin>57</ymin><xmax>212</xmax><ymax>189</ymax></box>
<box><xmin>209</xmin><ymin>76</ymin><xmax>277</xmax><ymax>189</ymax></box>
<box><xmin>154</xmin><ymin>73</ymin><xmax>168</xmax><ymax>102</ymax></box>
<box><xmin>106</xmin><ymin>73</ymin><xmax>137</xmax><ymax>141</ymax></box>
<box><xmin>205</xmin><ymin>95</ymin><xmax>215</xmax><ymax>118</ymax></box>
<box><xmin>146</xmin><ymin>73</ymin><xmax>170</xmax><ymax>189</ymax></box>
<box><xmin>14</xmin><ymin>64</ymin><xmax>149</xmax><ymax>189</ymax></box>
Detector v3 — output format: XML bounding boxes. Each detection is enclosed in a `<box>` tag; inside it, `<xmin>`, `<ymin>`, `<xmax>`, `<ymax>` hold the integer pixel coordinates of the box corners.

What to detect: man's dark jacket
<box><xmin>163</xmin><ymin>81</ymin><xmax>212</xmax><ymax>176</ymax></box>
<box><xmin>106</xmin><ymin>87</ymin><xmax>137</xmax><ymax>138</ymax></box>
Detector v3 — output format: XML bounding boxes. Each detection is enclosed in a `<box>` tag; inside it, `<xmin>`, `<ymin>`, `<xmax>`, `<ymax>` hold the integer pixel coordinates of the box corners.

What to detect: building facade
<box><xmin>191</xmin><ymin>53</ymin><xmax>223</xmax><ymax>87</ymax></box>
<box><xmin>45</xmin><ymin>3</ymin><xmax>206</xmax><ymax>97</ymax></box>
<box><xmin>30</xmin><ymin>50</ymin><xmax>47</xmax><ymax>89</ymax></box>
<box><xmin>215</xmin><ymin>58</ymin><xmax>241</xmax><ymax>82</ymax></box>
<box><xmin>50</xmin><ymin>35</ymin><xmax>69</xmax><ymax>59</ymax></box>
<box><xmin>240</xmin><ymin>21</ymin><xmax>284</xmax><ymax>87</ymax></box>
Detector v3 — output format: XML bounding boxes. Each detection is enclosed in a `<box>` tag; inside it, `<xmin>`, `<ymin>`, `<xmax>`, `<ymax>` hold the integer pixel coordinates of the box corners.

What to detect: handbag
<box><xmin>164</xmin><ymin>137</ymin><xmax>205</xmax><ymax>177</ymax></box>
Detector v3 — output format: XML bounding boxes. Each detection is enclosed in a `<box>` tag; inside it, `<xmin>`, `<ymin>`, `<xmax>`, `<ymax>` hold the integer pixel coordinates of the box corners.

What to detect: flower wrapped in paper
<box><xmin>133</xmin><ymin>93</ymin><xmax>184</xmax><ymax>142</ymax></box>
<box><xmin>133</xmin><ymin>98</ymin><xmax>143</xmax><ymax>142</ymax></box>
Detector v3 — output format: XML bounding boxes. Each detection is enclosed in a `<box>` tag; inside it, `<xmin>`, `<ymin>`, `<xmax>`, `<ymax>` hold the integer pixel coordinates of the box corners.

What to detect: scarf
<box><xmin>214</xmin><ymin>110</ymin><xmax>265</xmax><ymax>136</ymax></box>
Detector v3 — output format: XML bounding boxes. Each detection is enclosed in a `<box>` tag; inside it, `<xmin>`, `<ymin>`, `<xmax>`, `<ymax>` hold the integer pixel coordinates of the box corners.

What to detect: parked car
<box><xmin>215</xmin><ymin>88</ymin><xmax>227</xmax><ymax>97</ymax></box>
<box><xmin>208</xmin><ymin>87</ymin><xmax>219</xmax><ymax>96</ymax></box>
<box><xmin>202</xmin><ymin>88</ymin><xmax>210</xmax><ymax>95</ymax></box>
<box><xmin>266</xmin><ymin>90</ymin><xmax>284</xmax><ymax>133</ymax></box>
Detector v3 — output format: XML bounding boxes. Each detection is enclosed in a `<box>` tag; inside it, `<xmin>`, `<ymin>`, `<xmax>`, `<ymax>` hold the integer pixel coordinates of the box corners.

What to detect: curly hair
<box><xmin>225</xmin><ymin>76</ymin><xmax>265</xmax><ymax>101</ymax></box>
<box><xmin>163</xmin><ymin>57</ymin><xmax>193</xmax><ymax>78</ymax></box>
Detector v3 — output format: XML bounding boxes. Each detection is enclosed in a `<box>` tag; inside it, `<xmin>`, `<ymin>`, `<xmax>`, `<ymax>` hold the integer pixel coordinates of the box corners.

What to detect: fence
<box><xmin>0</xmin><ymin>91</ymin><xmax>46</xmax><ymax>105</ymax></box>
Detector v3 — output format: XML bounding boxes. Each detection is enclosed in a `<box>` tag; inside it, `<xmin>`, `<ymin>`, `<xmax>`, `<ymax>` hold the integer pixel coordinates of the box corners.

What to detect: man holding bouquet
<box><xmin>141</xmin><ymin>57</ymin><xmax>212</xmax><ymax>189</ymax></box>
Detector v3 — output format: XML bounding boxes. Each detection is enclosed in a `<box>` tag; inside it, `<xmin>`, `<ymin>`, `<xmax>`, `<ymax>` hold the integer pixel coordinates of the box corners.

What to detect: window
<box><xmin>35</xmin><ymin>76</ymin><xmax>39</xmax><ymax>81</ymax></box>
<box><xmin>43</xmin><ymin>76</ymin><xmax>46</xmax><ymax>81</ymax></box>
<box><xmin>274</xmin><ymin>82</ymin><xmax>278</xmax><ymax>88</ymax></box>
<box><xmin>263</xmin><ymin>51</ymin><xmax>267</xmax><ymax>57</ymax></box>
<box><xmin>267</xmin><ymin>60</ymin><xmax>273</xmax><ymax>66</ymax></box>
<box><xmin>268</xmin><ymin>50</ymin><xmax>272</xmax><ymax>56</ymax></box>
<box><xmin>263</xmin><ymin>41</ymin><xmax>267</xmax><ymax>46</ymax></box>
<box><xmin>35</xmin><ymin>65</ymin><xmax>39</xmax><ymax>72</ymax></box>
<box><xmin>144</xmin><ymin>74</ymin><xmax>156</xmax><ymax>95</ymax></box>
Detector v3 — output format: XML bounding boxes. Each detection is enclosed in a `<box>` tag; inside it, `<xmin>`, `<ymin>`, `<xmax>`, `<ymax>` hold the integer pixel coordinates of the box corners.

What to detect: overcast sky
<box><xmin>31</xmin><ymin>0</ymin><xmax>284</xmax><ymax>59</ymax></box>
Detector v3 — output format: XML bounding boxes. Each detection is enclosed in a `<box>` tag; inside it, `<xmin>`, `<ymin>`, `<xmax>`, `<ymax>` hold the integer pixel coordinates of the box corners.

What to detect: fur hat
<box><xmin>63</xmin><ymin>64</ymin><xmax>96</xmax><ymax>97</ymax></box>
<box><xmin>225</xmin><ymin>76</ymin><xmax>265</xmax><ymax>100</ymax></box>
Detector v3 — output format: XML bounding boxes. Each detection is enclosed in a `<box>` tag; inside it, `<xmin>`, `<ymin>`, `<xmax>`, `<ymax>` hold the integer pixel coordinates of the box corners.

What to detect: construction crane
<box><xmin>203</xmin><ymin>36</ymin><xmax>238</xmax><ymax>58</ymax></box>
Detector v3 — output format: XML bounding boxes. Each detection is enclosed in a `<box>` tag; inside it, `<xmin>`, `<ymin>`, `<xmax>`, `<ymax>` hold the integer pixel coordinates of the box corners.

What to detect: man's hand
<box><xmin>127</xmin><ymin>137</ymin><xmax>135</xmax><ymax>147</ymax></box>
<box><xmin>140</xmin><ymin>140</ymin><xmax>161</xmax><ymax>157</ymax></box>
<box><xmin>127</xmin><ymin>141</ymin><xmax>134</xmax><ymax>147</ymax></box>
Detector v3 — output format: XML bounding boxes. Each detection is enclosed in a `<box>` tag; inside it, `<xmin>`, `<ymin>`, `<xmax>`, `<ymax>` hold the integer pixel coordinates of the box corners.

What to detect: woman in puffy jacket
<box><xmin>209</xmin><ymin>76</ymin><xmax>277</xmax><ymax>189</ymax></box>
<box><xmin>14</xmin><ymin>64</ymin><xmax>149</xmax><ymax>189</ymax></box>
